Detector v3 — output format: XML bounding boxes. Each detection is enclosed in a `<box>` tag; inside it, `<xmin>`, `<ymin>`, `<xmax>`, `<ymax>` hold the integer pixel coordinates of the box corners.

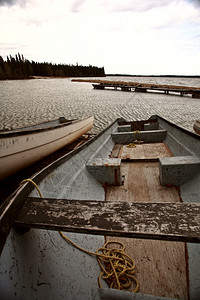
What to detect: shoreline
<box><xmin>1</xmin><ymin>73</ymin><xmax>200</xmax><ymax>81</ymax></box>
<box><xmin>106</xmin><ymin>74</ymin><xmax>200</xmax><ymax>78</ymax></box>
<box><xmin>0</xmin><ymin>76</ymin><xmax>71</xmax><ymax>81</ymax></box>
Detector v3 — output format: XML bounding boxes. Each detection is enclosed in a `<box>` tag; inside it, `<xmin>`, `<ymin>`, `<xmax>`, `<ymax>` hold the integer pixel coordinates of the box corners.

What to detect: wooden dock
<box><xmin>71</xmin><ymin>78</ymin><xmax>200</xmax><ymax>98</ymax></box>
<box><xmin>92</xmin><ymin>82</ymin><xmax>200</xmax><ymax>98</ymax></box>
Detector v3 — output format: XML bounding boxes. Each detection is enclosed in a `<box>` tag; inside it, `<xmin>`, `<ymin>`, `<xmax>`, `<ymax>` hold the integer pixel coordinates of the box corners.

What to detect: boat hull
<box><xmin>193</xmin><ymin>120</ymin><xmax>200</xmax><ymax>134</ymax></box>
<box><xmin>0</xmin><ymin>115</ymin><xmax>200</xmax><ymax>300</ymax></box>
<box><xmin>0</xmin><ymin>116</ymin><xmax>94</xmax><ymax>180</ymax></box>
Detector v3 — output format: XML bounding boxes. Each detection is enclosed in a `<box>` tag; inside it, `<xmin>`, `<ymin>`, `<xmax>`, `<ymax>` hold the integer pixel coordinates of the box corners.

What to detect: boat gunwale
<box><xmin>120</xmin><ymin>115</ymin><xmax>200</xmax><ymax>140</ymax></box>
<box><xmin>193</xmin><ymin>120</ymin><xmax>200</xmax><ymax>135</ymax></box>
<box><xmin>155</xmin><ymin>115</ymin><xmax>200</xmax><ymax>140</ymax></box>
<box><xmin>0</xmin><ymin>120</ymin><xmax>95</xmax><ymax>160</ymax></box>
<box><xmin>0</xmin><ymin>117</ymin><xmax>119</xmax><ymax>255</ymax></box>
<box><xmin>0</xmin><ymin>116</ymin><xmax>93</xmax><ymax>138</ymax></box>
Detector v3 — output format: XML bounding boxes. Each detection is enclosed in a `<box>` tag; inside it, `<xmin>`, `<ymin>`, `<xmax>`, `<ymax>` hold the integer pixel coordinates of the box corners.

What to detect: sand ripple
<box><xmin>0</xmin><ymin>77</ymin><xmax>199</xmax><ymax>134</ymax></box>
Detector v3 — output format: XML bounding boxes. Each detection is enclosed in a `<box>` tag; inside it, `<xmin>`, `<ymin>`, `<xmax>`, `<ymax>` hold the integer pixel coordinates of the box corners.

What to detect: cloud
<box><xmin>0</xmin><ymin>42</ymin><xmax>26</xmax><ymax>52</ymax></box>
<box><xmin>190</xmin><ymin>0</ymin><xmax>200</xmax><ymax>7</ymax></box>
<box><xmin>70</xmin><ymin>0</ymin><xmax>86</xmax><ymax>13</ymax></box>
<box><xmin>103</xmin><ymin>0</ymin><xmax>169</xmax><ymax>13</ymax></box>
<box><xmin>0</xmin><ymin>0</ymin><xmax>200</xmax><ymax>74</ymax></box>
<box><xmin>69</xmin><ymin>0</ymin><xmax>170</xmax><ymax>13</ymax></box>
<box><xmin>0</xmin><ymin>0</ymin><xmax>27</xmax><ymax>7</ymax></box>
<box><xmin>0</xmin><ymin>0</ymin><xmax>16</xmax><ymax>5</ymax></box>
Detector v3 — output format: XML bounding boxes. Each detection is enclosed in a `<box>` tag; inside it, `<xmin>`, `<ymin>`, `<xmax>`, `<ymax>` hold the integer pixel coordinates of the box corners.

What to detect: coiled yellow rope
<box><xmin>96</xmin><ymin>241</ymin><xmax>139</xmax><ymax>291</ymax></box>
<box><xmin>127</xmin><ymin>130</ymin><xmax>143</xmax><ymax>148</ymax></box>
<box><xmin>20</xmin><ymin>179</ymin><xmax>139</xmax><ymax>292</ymax></box>
<box><xmin>59</xmin><ymin>232</ymin><xmax>139</xmax><ymax>292</ymax></box>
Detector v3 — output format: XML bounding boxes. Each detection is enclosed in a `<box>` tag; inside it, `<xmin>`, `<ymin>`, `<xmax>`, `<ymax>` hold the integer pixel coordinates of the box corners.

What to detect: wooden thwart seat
<box><xmin>15</xmin><ymin>197</ymin><xmax>200</xmax><ymax>243</ymax></box>
<box><xmin>86</xmin><ymin>158</ymin><xmax>122</xmax><ymax>185</ymax></box>
<box><xmin>159</xmin><ymin>155</ymin><xmax>200</xmax><ymax>185</ymax></box>
<box><xmin>111</xmin><ymin>130</ymin><xmax>167</xmax><ymax>144</ymax></box>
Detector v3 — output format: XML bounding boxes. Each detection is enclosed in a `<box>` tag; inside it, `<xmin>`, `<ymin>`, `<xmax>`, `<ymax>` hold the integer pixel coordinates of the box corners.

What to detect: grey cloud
<box><xmin>191</xmin><ymin>0</ymin><xmax>200</xmax><ymax>4</ymax></box>
<box><xmin>70</xmin><ymin>0</ymin><xmax>87</xmax><ymax>13</ymax></box>
<box><xmin>0</xmin><ymin>0</ymin><xmax>16</xmax><ymax>5</ymax></box>
<box><xmin>0</xmin><ymin>0</ymin><xmax>27</xmax><ymax>6</ymax></box>
<box><xmin>103</xmin><ymin>0</ymin><xmax>170</xmax><ymax>13</ymax></box>
<box><xmin>190</xmin><ymin>0</ymin><xmax>200</xmax><ymax>7</ymax></box>
<box><xmin>68</xmin><ymin>0</ymin><xmax>196</xmax><ymax>14</ymax></box>
<box><xmin>70</xmin><ymin>0</ymin><xmax>170</xmax><ymax>13</ymax></box>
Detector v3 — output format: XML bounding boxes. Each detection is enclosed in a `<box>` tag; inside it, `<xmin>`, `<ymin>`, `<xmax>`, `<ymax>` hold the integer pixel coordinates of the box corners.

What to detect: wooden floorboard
<box><xmin>120</xmin><ymin>143</ymin><xmax>173</xmax><ymax>160</ymax></box>
<box><xmin>105</xmin><ymin>162</ymin><xmax>188</xmax><ymax>299</ymax></box>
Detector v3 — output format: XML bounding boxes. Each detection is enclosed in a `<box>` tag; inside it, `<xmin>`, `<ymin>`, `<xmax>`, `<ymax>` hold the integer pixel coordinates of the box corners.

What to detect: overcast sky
<box><xmin>0</xmin><ymin>0</ymin><xmax>200</xmax><ymax>75</ymax></box>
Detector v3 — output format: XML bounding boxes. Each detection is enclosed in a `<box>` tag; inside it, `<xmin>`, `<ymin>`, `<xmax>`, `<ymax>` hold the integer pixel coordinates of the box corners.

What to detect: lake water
<box><xmin>0</xmin><ymin>76</ymin><xmax>200</xmax><ymax>134</ymax></box>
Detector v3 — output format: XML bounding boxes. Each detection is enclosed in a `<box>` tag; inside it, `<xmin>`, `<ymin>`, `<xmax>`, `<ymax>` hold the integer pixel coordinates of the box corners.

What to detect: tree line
<box><xmin>0</xmin><ymin>53</ymin><xmax>105</xmax><ymax>80</ymax></box>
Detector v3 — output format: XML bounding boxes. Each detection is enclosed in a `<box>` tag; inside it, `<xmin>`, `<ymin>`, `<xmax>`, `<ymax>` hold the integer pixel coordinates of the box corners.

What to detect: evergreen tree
<box><xmin>0</xmin><ymin>54</ymin><xmax>105</xmax><ymax>80</ymax></box>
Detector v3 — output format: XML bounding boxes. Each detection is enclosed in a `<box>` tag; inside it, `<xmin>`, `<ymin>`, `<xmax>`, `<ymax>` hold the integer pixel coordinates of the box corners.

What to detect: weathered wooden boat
<box><xmin>0</xmin><ymin>115</ymin><xmax>94</xmax><ymax>181</ymax></box>
<box><xmin>193</xmin><ymin>119</ymin><xmax>200</xmax><ymax>135</ymax></box>
<box><xmin>0</xmin><ymin>115</ymin><xmax>200</xmax><ymax>300</ymax></box>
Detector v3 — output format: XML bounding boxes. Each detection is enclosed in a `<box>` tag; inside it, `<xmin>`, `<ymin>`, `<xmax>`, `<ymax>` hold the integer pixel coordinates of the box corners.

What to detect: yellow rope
<box><xmin>20</xmin><ymin>179</ymin><xmax>139</xmax><ymax>293</ymax></box>
<box><xmin>127</xmin><ymin>130</ymin><xmax>143</xmax><ymax>148</ymax></box>
<box><xmin>20</xmin><ymin>179</ymin><xmax>43</xmax><ymax>198</ymax></box>
<box><xmin>96</xmin><ymin>241</ymin><xmax>139</xmax><ymax>291</ymax></box>
<box><xmin>60</xmin><ymin>232</ymin><xmax>139</xmax><ymax>292</ymax></box>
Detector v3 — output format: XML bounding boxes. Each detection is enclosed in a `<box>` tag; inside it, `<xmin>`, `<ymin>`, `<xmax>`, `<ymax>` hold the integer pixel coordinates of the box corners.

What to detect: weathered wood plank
<box><xmin>105</xmin><ymin>161</ymin><xmax>188</xmax><ymax>298</ymax></box>
<box><xmin>118</xmin><ymin>119</ymin><xmax>158</xmax><ymax>131</ymax></box>
<box><xmin>111</xmin><ymin>130</ymin><xmax>167</xmax><ymax>144</ymax></box>
<box><xmin>110</xmin><ymin>143</ymin><xmax>123</xmax><ymax>158</ymax></box>
<box><xmin>15</xmin><ymin>197</ymin><xmax>200</xmax><ymax>243</ymax></box>
<box><xmin>120</xmin><ymin>143</ymin><xmax>173</xmax><ymax>160</ymax></box>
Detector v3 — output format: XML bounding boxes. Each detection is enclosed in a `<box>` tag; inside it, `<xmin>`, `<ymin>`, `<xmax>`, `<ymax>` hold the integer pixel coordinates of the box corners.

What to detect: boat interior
<box><xmin>83</xmin><ymin>118</ymin><xmax>199</xmax><ymax>299</ymax></box>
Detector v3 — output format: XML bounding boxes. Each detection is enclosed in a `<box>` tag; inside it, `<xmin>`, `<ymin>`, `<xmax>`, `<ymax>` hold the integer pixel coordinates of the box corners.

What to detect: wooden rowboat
<box><xmin>0</xmin><ymin>115</ymin><xmax>94</xmax><ymax>180</ymax></box>
<box><xmin>0</xmin><ymin>115</ymin><xmax>200</xmax><ymax>299</ymax></box>
<box><xmin>193</xmin><ymin>119</ymin><xmax>200</xmax><ymax>135</ymax></box>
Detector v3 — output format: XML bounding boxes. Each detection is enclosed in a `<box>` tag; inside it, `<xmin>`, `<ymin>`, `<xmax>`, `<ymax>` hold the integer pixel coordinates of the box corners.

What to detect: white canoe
<box><xmin>193</xmin><ymin>119</ymin><xmax>200</xmax><ymax>134</ymax></box>
<box><xmin>0</xmin><ymin>115</ymin><xmax>94</xmax><ymax>180</ymax></box>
